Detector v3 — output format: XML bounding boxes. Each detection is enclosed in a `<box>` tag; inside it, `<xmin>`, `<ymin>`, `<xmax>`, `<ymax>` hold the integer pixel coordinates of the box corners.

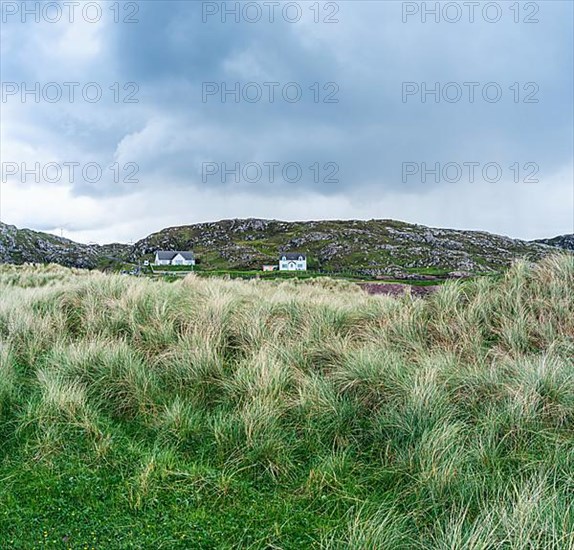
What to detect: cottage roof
<box><xmin>280</xmin><ymin>253</ymin><xmax>306</xmax><ymax>260</ymax></box>
<box><xmin>155</xmin><ymin>251</ymin><xmax>195</xmax><ymax>260</ymax></box>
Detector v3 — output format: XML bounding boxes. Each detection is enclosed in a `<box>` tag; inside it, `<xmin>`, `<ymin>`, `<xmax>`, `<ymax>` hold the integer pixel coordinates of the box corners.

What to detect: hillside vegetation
<box><xmin>0</xmin><ymin>255</ymin><xmax>573</xmax><ymax>548</ymax></box>
<box><xmin>3</xmin><ymin>219</ymin><xmax>569</xmax><ymax>276</ymax></box>
<box><xmin>130</xmin><ymin>218</ymin><xmax>557</xmax><ymax>274</ymax></box>
<box><xmin>535</xmin><ymin>234</ymin><xmax>574</xmax><ymax>251</ymax></box>
<box><xmin>0</xmin><ymin>222</ymin><xmax>125</xmax><ymax>269</ymax></box>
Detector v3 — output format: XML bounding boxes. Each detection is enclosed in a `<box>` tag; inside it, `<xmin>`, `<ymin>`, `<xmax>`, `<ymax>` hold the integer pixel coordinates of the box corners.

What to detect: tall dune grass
<box><xmin>0</xmin><ymin>255</ymin><xmax>573</xmax><ymax>548</ymax></box>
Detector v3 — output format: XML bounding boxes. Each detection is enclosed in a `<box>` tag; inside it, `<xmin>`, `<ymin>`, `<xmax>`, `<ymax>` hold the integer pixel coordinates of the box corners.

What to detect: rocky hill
<box><xmin>128</xmin><ymin>218</ymin><xmax>561</xmax><ymax>276</ymax></box>
<box><xmin>1</xmin><ymin>218</ymin><xmax>570</xmax><ymax>276</ymax></box>
<box><xmin>0</xmin><ymin>222</ymin><xmax>128</xmax><ymax>269</ymax></box>
<box><xmin>534</xmin><ymin>234</ymin><xmax>574</xmax><ymax>251</ymax></box>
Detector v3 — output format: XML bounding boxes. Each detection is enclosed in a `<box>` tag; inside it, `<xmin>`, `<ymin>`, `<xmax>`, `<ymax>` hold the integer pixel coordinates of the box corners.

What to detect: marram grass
<box><xmin>0</xmin><ymin>255</ymin><xmax>573</xmax><ymax>548</ymax></box>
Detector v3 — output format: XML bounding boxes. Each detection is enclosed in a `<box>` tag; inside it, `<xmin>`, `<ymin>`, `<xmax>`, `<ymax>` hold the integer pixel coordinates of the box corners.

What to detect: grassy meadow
<box><xmin>0</xmin><ymin>255</ymin><xmax>573</xmax><ymax>548</ymax></box>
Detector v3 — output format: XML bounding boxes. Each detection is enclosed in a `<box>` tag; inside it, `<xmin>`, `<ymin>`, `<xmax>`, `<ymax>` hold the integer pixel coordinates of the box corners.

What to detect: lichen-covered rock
<box><xmin>534</xmin><ymin>234</ymin><xmax>574</xmax><ymax>251</ymax></box>
<box><xmin>0</xmin><ymin>222</ymin><xmax>130</xmax><ymax>268</ymax></box>
<box><xmin>1</xmin><ymin>218</ymin><xmax>569</xmax><ymax>274</ymax></box>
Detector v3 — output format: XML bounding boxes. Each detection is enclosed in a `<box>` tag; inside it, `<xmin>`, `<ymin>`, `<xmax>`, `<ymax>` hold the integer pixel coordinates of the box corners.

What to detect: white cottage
<box><xmin>279</xmin><ymin>253</ymin><xmax>307</xmax><ymax>271</ymax></box>
<box><xmin>154</xmin><ymin>251</ymin><xmax>195</xmax><ymax>266</ymax></box>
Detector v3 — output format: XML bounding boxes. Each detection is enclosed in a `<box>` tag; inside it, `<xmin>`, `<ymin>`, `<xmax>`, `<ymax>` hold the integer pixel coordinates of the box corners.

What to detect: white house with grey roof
<box><xmin>279</xmin><ymin>253</ymin><xmax>307</xmax><ymax>271</ymax></box>
<box><xmin>154</xmin><ymin>251</ymin><xmax>195</xmax><ymax>266</ymax></box>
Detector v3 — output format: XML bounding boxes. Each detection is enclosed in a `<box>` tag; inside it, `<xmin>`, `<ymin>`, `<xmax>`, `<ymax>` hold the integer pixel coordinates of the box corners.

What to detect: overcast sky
<box><xmin>1</xmin><ymin>0</ymin><xmax>573</xmax><ymax>243</ymax></box>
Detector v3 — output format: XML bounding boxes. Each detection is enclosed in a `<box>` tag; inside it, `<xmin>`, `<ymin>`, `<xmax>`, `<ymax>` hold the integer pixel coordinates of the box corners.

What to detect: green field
<box><xmin>148</xmin><ymin>266</ymin><xmax>445</xmax><ymax>286</ymax></box>
<box><xmin>0</xmin><ymin>255</ymin><xmax>573</xmax><ymax>548</ymax></box>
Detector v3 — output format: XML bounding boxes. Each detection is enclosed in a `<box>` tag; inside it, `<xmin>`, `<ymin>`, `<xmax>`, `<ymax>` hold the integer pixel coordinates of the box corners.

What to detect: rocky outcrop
<box><xmin>534</xmin><ymin>234</ymin><xmax>574</xmax><ymax>251</ymax></box>
<box><xmin>0</xmin><ymin>222</ymin><xmax>130</xmax><ymax>268</ymax></box>
<box><xmin>1</xmin><ymin>218</ymin><xmax>569</xmax><ymax>274</ymax></box>
<box><xmin>128</xmin><ymin>218</ymin><xmax>560</xmax><ymax>274</ymax></box>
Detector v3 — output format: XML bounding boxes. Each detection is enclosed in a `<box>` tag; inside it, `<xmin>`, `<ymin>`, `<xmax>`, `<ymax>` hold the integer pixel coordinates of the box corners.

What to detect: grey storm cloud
<box><xmin>0</xmin><ymin>0</ymin><xmax>572</xmax><ymax>240</ymax></box>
